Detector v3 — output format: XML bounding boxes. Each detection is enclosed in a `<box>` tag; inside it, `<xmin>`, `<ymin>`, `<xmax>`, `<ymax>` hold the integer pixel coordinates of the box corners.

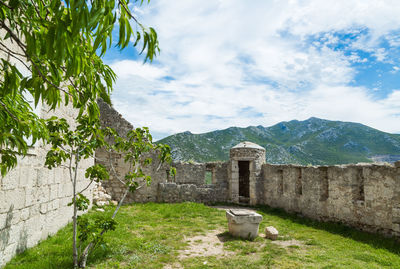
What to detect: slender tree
<box><xmin>45</xmin><ymin>116</ymin><xmax>174</xmax><ymax>268</ymax></box>
<box><xmin>1</xmin><ymin>1</ymin><xmax>166</xmax><ymax>267</ymax></box>
<box><xmin>0</xmin><ymin>0</ymin><xmax>159</xmax><ymax>175</ymax></box>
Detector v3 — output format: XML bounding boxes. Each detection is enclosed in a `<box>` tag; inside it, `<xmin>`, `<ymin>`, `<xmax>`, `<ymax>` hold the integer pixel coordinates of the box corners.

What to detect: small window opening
<box><xmin>278</xmin><ymin>169</ymin><xmax>284</xmax><ymax>195</ymax></box>
<box><xmin>205</xmin><ymin>171</ymin><xmax>212</xmax><ymax>185</ymax></box>
<box><xmin>295</xmin><ymin>168</ymin><xmax>302</xmax><ymax>196</ymax></box>
<box><xmin>320</xmin><ymin>168</ymin><xmax>329</xmax><ymax>201</ymax></box>
<box><xmin>353</xmin><ymin>169</ymin><xmax>365</xmax><ymax>202</ymax></box>
<box><xmin>166</xmin><ymin>170</ymin><xmax>170</xmax><ymax>182</ymax></box>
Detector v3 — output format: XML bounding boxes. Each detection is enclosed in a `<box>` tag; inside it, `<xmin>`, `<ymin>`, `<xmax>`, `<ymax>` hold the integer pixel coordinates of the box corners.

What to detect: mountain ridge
<box><xmin>158</xmin><ymin>117</ymin><xmax>400</xmax><ymax>165</ymax></box>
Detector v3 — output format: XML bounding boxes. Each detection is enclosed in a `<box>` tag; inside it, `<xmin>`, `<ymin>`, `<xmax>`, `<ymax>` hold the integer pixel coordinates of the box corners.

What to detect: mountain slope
<box><xmin>158</xmin><ymin>117</ymin><xmax>400</xmax><ymax>165</ymax></box>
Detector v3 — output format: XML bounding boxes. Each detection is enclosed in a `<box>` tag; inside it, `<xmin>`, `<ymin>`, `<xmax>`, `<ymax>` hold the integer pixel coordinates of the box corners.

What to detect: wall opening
<box><xmin>353</xmin><ymin>169</ymin><xmax>365</xmax><ymax>202</ymax></box>
<box><xmin>166</xmin><ymin>170</ymin><xmax>170</xmax><ymax>182</ymax></box>
<box><xmin>205</xmin><ymin>170</ymin><xmax>212</xmax><ymax>185</ymax></box>
<box><xmin>295</xmin><ymin>168</ymin><xmax>302</xmax><ymax>196</ymax></box>
<box><xmin>320</xmin><ymin>168</ymin><xmax>329</xmax><ymax>201</ymax></box>
<box><xmin>166</xmin><ymin>169</ymin><xmax>176</xmax><ymax>182</ymax></box>
<box><xmin>278</xmin><ymin>169</ymin><xmax>284</xmax><ymax>195</ymax></box>
<box><xmin>238</xmin><ymin>161</ymin><xmax>250</xmax><ymax>198</ymax></box>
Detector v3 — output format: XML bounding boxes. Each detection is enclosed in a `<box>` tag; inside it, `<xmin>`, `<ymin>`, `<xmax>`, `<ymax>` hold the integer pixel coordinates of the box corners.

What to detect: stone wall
<box><xmin>97</xmin><ymin>99</ymin><xmax>230</xmax><ymax>205</ymax></box>
<box><xmin>97</xmin><ymin>102</ymin><xmax>400</xmax><ymax>238</ymax></box>
<box><xmin>156</xmin><ymin>161</ymin><xmax>229</xmax><ymax>204</ymax></box>
<box><xmin>96</xmin><ymin>99</ymin><xmax>166</xmax><ymax>204</ymax></box>
<box><xmin>157</xmin><ymin>182</ymin><xmax>228</xmax><ymax>204</ymax></box>
<box><xmin>260</xmin><ymin>163</ymin><xmax>400</xmax><ymax>237</ymax></box>
<box><xmin>0</xmin><ymin>105</ymin><xmax>94</xmax><ymax>267</ymax></box>
<box><xmin>0</xmin><ymin>29</ymin><xmax>95</xmax><ymax>267</ymax></box>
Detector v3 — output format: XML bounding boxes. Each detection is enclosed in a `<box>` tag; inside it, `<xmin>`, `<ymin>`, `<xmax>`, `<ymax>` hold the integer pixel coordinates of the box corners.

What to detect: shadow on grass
<box><xmin>252</xmin><ymin>204</ymin><xmax>400</xmax><ymax>255</ymax></box>
<box><xmin>210</xmin><ymin>202</ymin><xmax>400</xmax><ymax>255</ymax></box>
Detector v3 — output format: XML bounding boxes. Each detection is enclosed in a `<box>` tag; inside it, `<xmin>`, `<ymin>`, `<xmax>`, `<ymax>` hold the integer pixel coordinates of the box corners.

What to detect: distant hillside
<box><xmin>158</xmin><ymin>117</ymin><xmax>400</xmax><ymax>165</ymax></box>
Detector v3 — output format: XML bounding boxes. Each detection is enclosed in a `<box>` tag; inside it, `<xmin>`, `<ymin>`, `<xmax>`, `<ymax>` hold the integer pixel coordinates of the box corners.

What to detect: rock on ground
<box><xmin>265</xmin><ymin>226</ymin><xmax>279</xmax><ymax>240</ymax></box>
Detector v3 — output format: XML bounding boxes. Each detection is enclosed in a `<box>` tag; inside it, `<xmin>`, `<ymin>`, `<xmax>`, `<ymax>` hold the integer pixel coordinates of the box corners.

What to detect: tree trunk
<box><xmin>72</xmin><ymin>152</ymin><xmax>79</xmax><ymax>268</ymax></box>
<box><xmin>78</xmin><ymin>188</ymin><xmax>130</xmax><ymax>268</ymax></box>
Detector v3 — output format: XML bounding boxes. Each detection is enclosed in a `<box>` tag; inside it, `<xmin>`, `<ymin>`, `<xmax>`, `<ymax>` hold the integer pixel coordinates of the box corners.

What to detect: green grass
<box><xmin>5</xmin><ymin>203</ymin><xmax>400</xmax><ymax>268</ymax></box>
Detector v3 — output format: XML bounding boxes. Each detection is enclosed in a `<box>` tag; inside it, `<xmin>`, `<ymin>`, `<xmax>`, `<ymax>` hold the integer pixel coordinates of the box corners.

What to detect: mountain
<box><xmin>158</xmin><ymin>117</ymin><xmax>400</xmax><ymax>165</ymax></box>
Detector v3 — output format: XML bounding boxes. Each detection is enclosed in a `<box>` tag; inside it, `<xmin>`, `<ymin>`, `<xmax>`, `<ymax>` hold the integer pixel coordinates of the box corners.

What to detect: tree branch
<box><xmin>0</xmin><ymin>100</ymin><xmax>19</xmax><ymax>121</ymax></box>
<box><xmin>118</xmin><ymin>0</ymin><xmax>142</xmax><ymax>27</ymax></box>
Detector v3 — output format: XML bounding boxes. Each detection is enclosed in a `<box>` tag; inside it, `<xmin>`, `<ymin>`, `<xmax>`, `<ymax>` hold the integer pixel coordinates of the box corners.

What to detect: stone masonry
<box><xmin>0</xmin><ymin>30</ymin><xmax>95</xmax><ymax>267</ymax></box>
<box><xmin>0</xmin><ymin>103</ymin><xmax>94</xmax><ymax>267</ymax></box>
<box><xmin>97</xmin><ymin>103</ymin><xmax>400</xmax><ymax>238</ymax></box>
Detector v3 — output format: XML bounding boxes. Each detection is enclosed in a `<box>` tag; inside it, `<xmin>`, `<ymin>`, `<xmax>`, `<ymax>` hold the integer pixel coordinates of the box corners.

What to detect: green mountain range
<box><xmin>158</xmin><ymin>117</ymin><xmax>400</xmax><ymax>165</ymax></box>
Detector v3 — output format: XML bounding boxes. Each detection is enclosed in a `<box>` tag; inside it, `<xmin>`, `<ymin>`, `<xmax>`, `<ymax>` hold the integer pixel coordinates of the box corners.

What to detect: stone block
<box><xmin>5</xmin><ymin>189</ymin><xmax>26</xmax><ymax>210</ymax></box>
<box><xmin>226</xmin><ymin>209</ymin><xmax>262</xmax><ymax>239</ymax></box>
<box><xmin>394</xmin><ymin>161</ymin><xmax>400</xmax><ymax>168</ymax></box>
<box><xmin>37</xmin><ymin>168</ymin><xmax>52</xmax><ymax>186</ymax></box>
<box><xmin>53</xmin><ymin>169</ymin><xmax>64</xmax><ymax>186</ymax></box>
<box><xmin>39</xmin><ymin>203</ymin><xmax>48</xmax><ymax>214</ymax></box>
<box><xmin>19</xmin><ymin>167</ymin><xmax>35</xmax><ymax>188</ymax></box>
<box><xmin>0</xmin><ymin>212</ymin><xmax>8</xmax><ymax>230</ymax></box>
<box><xmin>50</xmin><ymin>184</ymin><xmax>58</xmax><ymax>200</ymax></box>
<box><xmin>29</xmin><ymin>204</ymin><xmax>40</xmax><ymax>218</ymax></box>
<box><xmin>1</xmin><ymin>169</ymin><xmax>19</xmax><ymax>191</ymax></box>
<box><xmin>0</xmin><ymin>191</ymin><xmax>8</xmax><ymax>213</ymax></box>
<box><xmin>265</xmin><ymin>226</ymin><xmax>279</xmax><ymax>240</ymax></box>
<box><xmin>24</xmin><ymin>188</ymin><xmax>36</xmax><ymax>207</ymax></box>
<box><xmin>393</xmin><ymin>223</ymin><xmax>400</xmax><ymax>233</ymax></box>
<box><xmin>45</xmin><ymin>168</ymin><xmax>55</xmax><ymax>184</ymax></box>
<box><xmin>20</xmin><ymin>208</ymin><xmax>30</xmax><ymax>221</ymax></box>
<box><xmin>38</xmin><ymin>186</ymin><xmax>50</xmax><ymax>204</ymax></box>
<box><xmin>8</xmin><ymin>222</ymin><xmax>23</xmax><ymax>245</ymax></box>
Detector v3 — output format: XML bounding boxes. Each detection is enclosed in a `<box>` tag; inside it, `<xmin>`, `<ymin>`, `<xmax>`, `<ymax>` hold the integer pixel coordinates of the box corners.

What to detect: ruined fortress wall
<box><xmin>97</xmin><ymin>100</ymin><xmax>231</xmax><ymax>204</ymax></box>
<box><xmin>156</xmin><ymin>161</ymin><xmax>229</xmax><ymax>203</ymax></box>
<box><xmin>97</xmin><ymin>101</ymin><xmax>400</xmax><ymax>237</ymax></box>
<box><xmin>0</xmin><ymin>105</ymin><xmax>94</xmax><ymax>267</ymax></box>
<box><xmin>0</xmin><ymin>32</ymin><xmax>94</xmax><ymax>267</ymax></box>
<box><xmin>260</xmin><ymin>163</ymin><xmax>400</xmax><ymax>237</ymax></box>
<box><xmin>96</xmin><ymin>99</ymin><xmax>166</xmax><ymax>204</ymax></box>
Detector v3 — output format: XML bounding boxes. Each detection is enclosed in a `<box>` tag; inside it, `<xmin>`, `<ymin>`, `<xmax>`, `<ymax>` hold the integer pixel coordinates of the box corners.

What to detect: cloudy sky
<box><xmin>103</xmin><ymin>0</ymin><xmax>400</xmax><ymax>140</ymax></box>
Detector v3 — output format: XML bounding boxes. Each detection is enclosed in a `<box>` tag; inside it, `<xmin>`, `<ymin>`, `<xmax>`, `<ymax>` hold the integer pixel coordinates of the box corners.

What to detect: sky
<box><xmin>103</xmin><ymin>0</ymin><xmax>400</xmax><ymax>140</ymax></box>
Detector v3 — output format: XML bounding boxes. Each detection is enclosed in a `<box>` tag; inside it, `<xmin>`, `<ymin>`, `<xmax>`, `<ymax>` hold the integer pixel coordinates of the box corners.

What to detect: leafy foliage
<box><xmin>0</xmin><ymin>0</ymin><xmax>159</xmax><ymax>175</ymax></box>
<box><xmin>44</xmin><ymin>113</ymin><xmax>173</xmax><ymax>268</ymax></box>
<box><xmin>77</xmin><ymin>214</ymin><xmax>117</xmax><ymax>252</ymax></box>
<box><xmin>1</xmin><ymin>1</ymin><xmax>167</xmax><ymax>267</ymax></box>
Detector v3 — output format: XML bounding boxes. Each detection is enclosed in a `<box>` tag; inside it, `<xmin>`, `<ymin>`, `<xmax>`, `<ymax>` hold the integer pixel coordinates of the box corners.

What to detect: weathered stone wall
<box><xmin>229</xmin><ymin>143</ymin><xmax>266</xmax><ymax>204</ymax></box>
<box><xmin>0</xmin><ymin>105</ymin><xmax>94</xmax><ymax>267</ymax></box>
<box><xmin>97</xmin><ymin>100</ymin><xmax>230</xmax><ymax>205</ymax></box>
<box><xmin>96</xmin><ymin>99</ymin><xmax>168</xmax><ymax>204</ymax></box>
<box><xmin>97</xmin><ymin>102</ymin><xmax>400</xmax><ymax>237</ymax></box>
<box><xmin>260</xmin><ymin>163</ymin><xmax>400</xmax><ymax>237</ymax></box>
<box><xmin>157</xmin><ymin>182</ymin><xmax>228</xmax><ymax>204</ymax></box>
<box><xmin>156</xmin><ymin>161</ymin><xmax>229</xmax><ymax>204</ymax></box>
<box><xmin>0</xmin><ymin>30</ymin><xmax>95</xmax><ymax>267</ymax></box>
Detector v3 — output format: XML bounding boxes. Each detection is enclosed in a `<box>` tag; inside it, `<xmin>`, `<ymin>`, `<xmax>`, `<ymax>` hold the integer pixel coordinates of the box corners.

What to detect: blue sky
<box><xmin>104</xmin><ymin>0</ymin><xmax>400</xmax><ymax>140</ymax></box>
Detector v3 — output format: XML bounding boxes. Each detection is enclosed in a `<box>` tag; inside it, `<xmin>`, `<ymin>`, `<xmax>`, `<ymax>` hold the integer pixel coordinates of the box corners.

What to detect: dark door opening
<box><xmin>239</xmin><ymin>161</ymin><xmax>250</xmax><ymax>199</ymax></box>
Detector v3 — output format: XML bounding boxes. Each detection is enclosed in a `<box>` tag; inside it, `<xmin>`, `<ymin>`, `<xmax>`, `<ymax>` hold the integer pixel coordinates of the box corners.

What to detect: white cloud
<box><xmin>110</xmin><ymin>60</ymin><xmax>167</xmax><ymax>80</ymax></box>
<box><xmin>108</xmin><ymin>0</ymin><xmax>400</xmax><ymax>138</ymax></box>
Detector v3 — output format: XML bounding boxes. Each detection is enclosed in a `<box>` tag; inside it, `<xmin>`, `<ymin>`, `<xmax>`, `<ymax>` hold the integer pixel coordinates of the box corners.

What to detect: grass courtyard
<box><xmin>5</xmin><ymin>202</ymin><xmax>400</xmax><ymax>269</ymax></box>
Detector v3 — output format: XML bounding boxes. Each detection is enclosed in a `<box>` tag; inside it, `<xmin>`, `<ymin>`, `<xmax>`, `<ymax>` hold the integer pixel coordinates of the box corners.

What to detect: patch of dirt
<box><xmin>178</xmin><ymin>229</ymin><xmax>234</xmax><ymax>259</ymax></box>
<box><xmin>163</xmin><ymin>229</ymin><xmax>235</xmax><ymax>269</ymax></box>
<box><xmin>271</xmin><ymin>239</ymin><xmax>304</xmax><ymax>248</ymax></box>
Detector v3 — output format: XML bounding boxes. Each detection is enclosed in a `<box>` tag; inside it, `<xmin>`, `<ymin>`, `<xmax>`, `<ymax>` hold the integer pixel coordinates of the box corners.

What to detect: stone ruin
<box><xmin>229</xmin><ymin>141</ymin><xmax>266</xmax><ymax>205</ymax></box>
<box><xmin>96</xmin><ymin>101</ymin><xmax>400</xmax><ymax>240</ymax></box>
<box><xmin>1</xmin><ymin>99</ymin><xmax>400</xmax><ymax>267</ymax></box>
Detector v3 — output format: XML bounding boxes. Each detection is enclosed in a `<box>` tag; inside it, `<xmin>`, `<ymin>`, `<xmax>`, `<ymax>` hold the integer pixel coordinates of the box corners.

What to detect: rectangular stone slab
<box><xmin>226</xmin><ymin>210</ymin><xmax>263</xmax><ymax>239</ymax></box>
<box><xmin>229</xmin><ymin>209</ymin><xmax>254</xmax><ymax>216</ymax></box>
